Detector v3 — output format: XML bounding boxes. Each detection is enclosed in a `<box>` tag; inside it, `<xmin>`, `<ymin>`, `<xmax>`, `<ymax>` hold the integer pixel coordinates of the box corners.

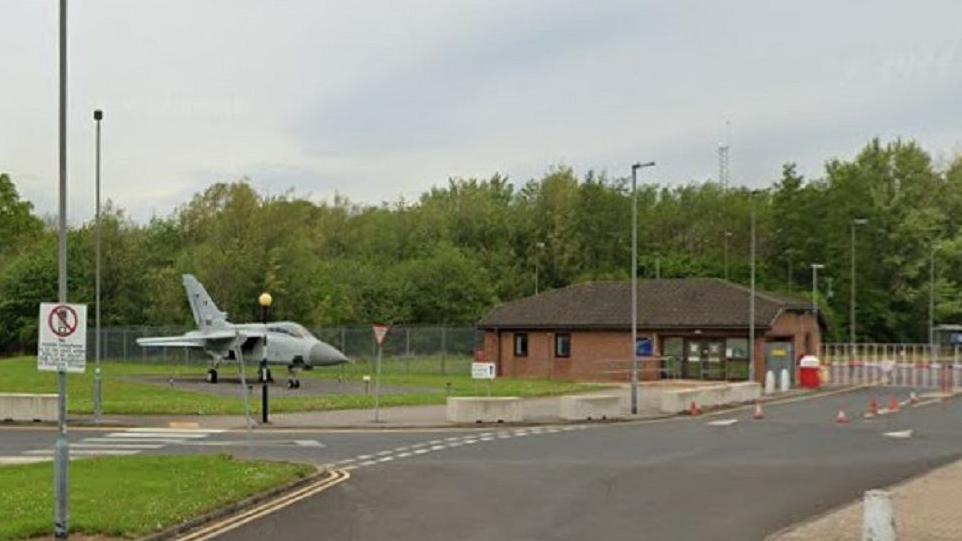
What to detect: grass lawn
<box><xmin>0</xmin><ymin>356</ymin><xmax>603</xmax><ymax>415</ymax></box>
<box><xmin>0</xmin><ymin>454</ymin><xmax>312</xmax><ymax>541</ymax></box>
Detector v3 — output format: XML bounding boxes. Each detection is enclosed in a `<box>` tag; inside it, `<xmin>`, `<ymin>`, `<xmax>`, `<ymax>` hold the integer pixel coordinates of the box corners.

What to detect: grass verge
<box><xmin>0</xmin><ymin>454</ymin><xmax>312</xmax><ymax>541</ymax></box>
<box><xmin>0</xmin><ymin>357</ymin><xmax>604</xmax><ymax>415</ymax></box>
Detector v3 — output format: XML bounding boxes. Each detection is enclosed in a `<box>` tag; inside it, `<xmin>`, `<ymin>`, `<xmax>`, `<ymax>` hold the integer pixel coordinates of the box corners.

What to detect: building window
<box><xmin>514</xmin><ymin>333</ymin><xmax>528</xmax><ymax>357</ymax></box>
<box><xmin>555</xmin><ymin>333</ymin><xmax>571</xmax><ymax>358</ymax></box>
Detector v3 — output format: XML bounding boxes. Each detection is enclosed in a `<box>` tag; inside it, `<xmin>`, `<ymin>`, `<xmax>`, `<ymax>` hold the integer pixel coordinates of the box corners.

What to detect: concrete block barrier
<box><xmin>659</xmin><ymin>382</ymin><xmax>761</xmax><ymax>414</ymax></box>
<box><xmin>559</xmin><ymin>395</ymin><xmax>622</xmax><ymax>421</ymax></box>
<box><xmin>446</xmin><ymin>397</ymin><xmax>522</xmax><ymax>423</ymax></box>
<box><xmin>0</xmin><ymin>393</ymin><xmax>58</xmax><ymax>422</ymax></box>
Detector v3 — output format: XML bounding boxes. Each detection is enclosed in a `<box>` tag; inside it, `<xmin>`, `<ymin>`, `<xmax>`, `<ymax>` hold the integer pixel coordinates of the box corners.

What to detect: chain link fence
<box><xmin>85</xmin><ymin>325</ymin><xmax>480</xmax><ymax>375</ymax></box>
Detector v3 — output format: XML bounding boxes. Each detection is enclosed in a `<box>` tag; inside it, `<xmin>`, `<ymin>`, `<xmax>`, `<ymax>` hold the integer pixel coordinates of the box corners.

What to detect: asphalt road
<box><xmin>3</xmin><ymin>387</ymin><xmax>960</xmax><ymax>540</ymax></box>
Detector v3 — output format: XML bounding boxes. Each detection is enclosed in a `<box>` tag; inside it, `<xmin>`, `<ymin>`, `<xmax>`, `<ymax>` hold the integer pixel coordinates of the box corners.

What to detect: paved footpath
<box><xmin>771</xmin><ymin>457</ymin><xmax>962</xmax><ymax>541</ymax></box>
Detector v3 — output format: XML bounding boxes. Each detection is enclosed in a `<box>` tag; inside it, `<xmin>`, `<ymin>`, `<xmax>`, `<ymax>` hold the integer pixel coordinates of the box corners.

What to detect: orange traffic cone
<box><xmin>689</xmin><ymin>401</ymin><xmax>702</xmax><ymax>416</ymax></box>
<box><xmin>869</xmin><ymin>397</ymin><xmax>880</xmax><ymax>415</ymax></box>
<box><xmin>889</xmin><ymin>395</ymin><xmax>899</xmax><ymax>412</ymax></box>
<box><xmin>752</xmin><ymin>401</ymin><xmax>764</xmax><ymax>420</ymax></box>
<box><xmin>836</xmin><ymin>409</ymin><xmax>849</xmax><ymax>423</ymax></box>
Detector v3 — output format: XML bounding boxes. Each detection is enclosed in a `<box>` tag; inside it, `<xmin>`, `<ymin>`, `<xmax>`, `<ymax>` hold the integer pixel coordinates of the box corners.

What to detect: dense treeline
<box><xmin>1</xmin><ymin>138</ymin><xmax>961</xmax><ymax>351</ymax></box>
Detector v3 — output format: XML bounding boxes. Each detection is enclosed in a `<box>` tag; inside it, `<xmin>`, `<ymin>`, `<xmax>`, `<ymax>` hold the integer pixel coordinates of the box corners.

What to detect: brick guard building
<box><xmin>478</xmin><ymin>278</ymin><xmax>823</xmax><ymax>384</ymax></box>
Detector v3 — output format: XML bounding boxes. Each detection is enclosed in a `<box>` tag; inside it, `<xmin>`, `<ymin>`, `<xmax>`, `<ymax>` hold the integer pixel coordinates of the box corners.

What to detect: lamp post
<box><xmin>534</xmin><ymin>241</ymin><xmax>545</xmax><ymax>294</ymax></box>
<box><xmin>723</xmin><ymin>231</ymin><xmax>732</xmax><ymax>280</ymax></box>
<box><xmin>749</xmin><ymin>203</ymin><xmax>756</xmax><ymax>383</ymax></box>
<box><xmin>929</xmin><ymin>244</ymin><xmax>936</xmax><ymax>361</ymax></box>
<box><xmin>631</xmin><ymin>161</ymin><xmax>655</xmax><ymax>415</ymax></box>
<box><xmin>258</xmin><ymin>292</ymin><xmax>272</xmax><ymax>423</ymax></box>
<box><xmin>850</xmin><ymin>218</ymin><xmax>868</xmax><ymax>359</ymax></box>
<box><xmin>810</xmin><ymin>264</ymin><xmax>825</xmax><ymax>320</ymax></box>
<box><xmin>93</xmin><ymin>109</ymin><xmax>103</xmax><ymax>424</ymax></box>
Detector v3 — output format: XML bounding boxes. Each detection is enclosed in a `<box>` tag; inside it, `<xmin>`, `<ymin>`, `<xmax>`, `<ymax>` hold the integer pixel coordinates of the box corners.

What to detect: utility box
<box><xmin>799</xmin><ymin>355</ymin><xmax>821</xmax><ymax>389</ymax></box>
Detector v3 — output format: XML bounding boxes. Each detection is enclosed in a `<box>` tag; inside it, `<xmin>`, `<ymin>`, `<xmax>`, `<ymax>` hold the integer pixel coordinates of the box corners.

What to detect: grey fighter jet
<box><xmin>137</xmin><ymin>274</ymin><xmax>349</xmax><ymax>388</ymax></box>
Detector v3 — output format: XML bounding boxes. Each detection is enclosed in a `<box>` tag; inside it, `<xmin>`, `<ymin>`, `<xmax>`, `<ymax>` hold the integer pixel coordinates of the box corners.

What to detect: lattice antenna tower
<box><xmin>718</xmin><ymin>119</ymin><xmax>731</xmax><ymax>188</ymax></box>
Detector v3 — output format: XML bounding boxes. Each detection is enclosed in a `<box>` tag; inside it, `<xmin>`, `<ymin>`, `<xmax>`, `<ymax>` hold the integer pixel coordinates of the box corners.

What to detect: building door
<box><xmin>766</xmin><ymin>341</ymin><xmax>794</xmax><ymax>386</ymax></box>
<box><xmin>684</xmin><ymin>340</ymin><xmax>702</xmax><ymax>379</ymax></box>
<box><xmin>684</xmin><ymin>340</ymin><xmax>725</xmax><ymax>380</ymax></box>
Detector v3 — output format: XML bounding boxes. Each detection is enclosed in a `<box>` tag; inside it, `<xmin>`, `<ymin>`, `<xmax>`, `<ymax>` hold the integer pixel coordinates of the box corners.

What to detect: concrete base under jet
<box><xmin>137</xmin><ymin>275</ymin><xmax>350</xmax><ymax>389</ymax></box>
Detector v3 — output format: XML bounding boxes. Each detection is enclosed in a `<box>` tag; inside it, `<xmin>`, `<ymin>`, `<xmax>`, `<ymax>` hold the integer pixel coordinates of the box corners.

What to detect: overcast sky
<box><xmin>2</xmin><ymin>1</ymin><xmax>961</xmax><ymax>222</ymax></box>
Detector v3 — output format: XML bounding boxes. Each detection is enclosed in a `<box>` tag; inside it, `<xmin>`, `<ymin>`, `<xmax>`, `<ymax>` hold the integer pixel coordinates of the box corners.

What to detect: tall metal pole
<box><xmin>810</xmin><ymin>264</ymin><xmax>824</xmax><ymax>323</ymax></box>
<box><xmin>630</xmin><ymin>161</ymin><xmax>654</xmax><ymax>415</ymax></box>
<box><xmin>749</xmin><ymin>205</ymin><xmax>756</xmax><ymax>383</ymax></box>
<box><xmin>373</xmin><ymin>343</ymin><xmax>383</xmax><ymax>422</ymax></box>
<box><xmin>930</xmin><ymin>244</ymin><xmax>936</xmax><ymax>360</ymax></box>
<box><xmin>850</xmin><ymin>218</ymin><xmax>867</xmax><ymax>359</ymax></box>
<box><xmin>94</xmin><ymin>110</ymin><xmax>103</xmax><ymax>422</ymax></box>
<box><xmin>55</xmin><ymin>0</ymin><xmax>70</xmax><ymax>538</ymax></box>
<box><xmin>723</xmin><ymin>232</ymin><xmax>732</xmax><ymax>280</ymax></box>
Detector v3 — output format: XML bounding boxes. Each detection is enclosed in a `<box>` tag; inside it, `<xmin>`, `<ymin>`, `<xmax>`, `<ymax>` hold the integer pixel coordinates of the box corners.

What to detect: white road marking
<box><xmin>358</xmin><ymin>460</ymin><xmax>377</xmax><ymax>466</ymax></box>
<box><xmin>445</xmin><ymin>437</ymin><xmax>461</xmax><ymax>442</ymax></box>
<box><xmin>396</xmin><ymin>452</ymin><xmax>412</xmax><ymax>458</ymax></box>
<box><xmin>106</xmin><ymin>432</ymin><xmax>207</xmax><ymax>439</ymax></box>
<box><xmin>414</xmin><ymin>449</ymin><xmax>430</xmax><ymax>455</ymax></box>
<box><xmin>429</xmin><ymin>439</ymin><xmax>444</xmax><ymax>445</ymax></box>
<box><xmin>463</xmin><ymin>439</ymin><xmax>478</xmax><ymax>444</ymax></box>
<box><xmin>72</xmin><ymin>443</ymin><xmax>163</xmax><ymax>449</ymax></box>
<box><xmin>706</xmin><ymin>419</ymin><xmax>739</xmax><ymax>427</ymax></box>
<box><xmin>377</xmin><ymin>456</ymin><xmax>394</xmax><ymax>462</ymax></box>
<box><xmin>294</xmin><ymin>440</ymin><xmax>325</xmax><ymax>448</ymax></box>
<box><xmin>446</xmin><ymin>442</ymin><xmax>462</xmax><ymax>447</ymax></box>
<box><xmin>883</xmin><ymin>429</ymin><xmax>913</xmax><ymax>439</ymax></box>
<box><xmin>81</xmin><ymin>437</ymin><xmax>187</xmax><ymax>444</ymax></box>
<box><xmin>561</xmin><ymin>426</ymin><xmax>576</xmax><ymax>431</ymax></box>
<box><xmin>0</xmin><ymin>456</ymin><xmax>51</xmax><ymax>465</ymax></box>
<box><xmin>395</xmin><ymin>446</ymin><xmax>409</xmax><ymax>451</ymax></box>
<box><xmin>25</xmin><ymin>449</ymin><xmax>140</xmax><ymax>456</ymax></box>
<box><xmin>127</xmin><ymin>427</ymin><xmax>226</xmax><ymax>434</ymax></box>
<box><xmin>430</xmin><ymin>445</ymin><xmax>446</xmax><ymax>451</ymax></box>
<box><xmin>375</xmin><ymin>450</ymin><xmax>393</xmax><ymax>456</ymax></box>
<box><xmin>356</xmin><ymin>454</ymin><xmax>373</xmax><ymax>460</ymax></box>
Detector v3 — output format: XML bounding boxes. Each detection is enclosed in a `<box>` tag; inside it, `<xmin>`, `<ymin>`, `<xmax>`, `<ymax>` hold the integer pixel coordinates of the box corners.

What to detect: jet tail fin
<box><xmin>182</xmin><ymin>274</ymin><xmax>229</xmax><ymax>330</ymax></box>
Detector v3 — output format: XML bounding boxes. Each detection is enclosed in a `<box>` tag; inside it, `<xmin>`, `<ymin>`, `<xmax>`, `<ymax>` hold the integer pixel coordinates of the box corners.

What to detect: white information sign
<box><xmin>38</xmin><ymin>303</ymin><xmax>88</xmax><ymax>373</ymax></box>
<box><xmin>471</xmin><ymin>362</ymin><xmax>496</xmax><ymax>380</ymax></box>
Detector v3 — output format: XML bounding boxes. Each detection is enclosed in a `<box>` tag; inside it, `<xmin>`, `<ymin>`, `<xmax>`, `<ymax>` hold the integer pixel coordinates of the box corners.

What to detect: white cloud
<box><xmin>2</xmin><ymin>0</ymin><xmax>961</xmax><ymax>222</ymax></box>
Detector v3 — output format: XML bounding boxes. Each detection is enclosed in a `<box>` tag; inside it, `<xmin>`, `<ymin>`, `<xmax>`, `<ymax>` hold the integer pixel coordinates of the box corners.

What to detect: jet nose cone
<box><xmin>309</xmin><ymin>342</ymin><xmax>349</xmax><ymax>365</ymax></box>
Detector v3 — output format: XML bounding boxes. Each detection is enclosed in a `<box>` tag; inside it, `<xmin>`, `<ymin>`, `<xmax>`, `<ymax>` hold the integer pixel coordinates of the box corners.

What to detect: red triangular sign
<box><xmin>372</xmin><ymin>324</ymin><xmax>390</xmax><ymax>346</ymax></box>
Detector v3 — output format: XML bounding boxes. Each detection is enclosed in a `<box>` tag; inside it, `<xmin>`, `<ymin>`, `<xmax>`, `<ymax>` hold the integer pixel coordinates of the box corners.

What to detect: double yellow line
<box><xmin>174</xmin><ymin>469</ymin><xmax>351</xmax><ymax>541</ymax></box>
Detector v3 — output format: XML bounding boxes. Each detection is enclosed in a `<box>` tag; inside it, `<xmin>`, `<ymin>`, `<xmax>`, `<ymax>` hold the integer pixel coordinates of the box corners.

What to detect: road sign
<box><xmin>372</xmin><ymin>323</ymin><xmax>390</xmax><ymax>346</ymax></box>
<box><xmin>38</xmin><ymin>303</ymin><xmax>87</xmax><ymax>373</ymax></box>
<box><xmin>471</xmin><ymin>362</ymin><xmax>496</xmax><ymax>380</ymax></box>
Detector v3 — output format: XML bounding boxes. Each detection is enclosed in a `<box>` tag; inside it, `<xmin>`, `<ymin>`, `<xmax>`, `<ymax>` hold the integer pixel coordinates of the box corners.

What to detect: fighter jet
<box><xmin>137</xmin><ymin>274</ymin><xmax>349</xmax><ymax>388</ymax></box>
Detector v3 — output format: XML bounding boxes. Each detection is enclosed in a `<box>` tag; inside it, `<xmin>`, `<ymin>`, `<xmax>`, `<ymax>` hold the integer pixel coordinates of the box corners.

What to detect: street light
<box><xmin>810</xmin><ymin>264</ymin><xmax>825</xmax><ymax>320</ymax></box>
<box><xmin>93</xmin><ymin>109</ymin><xmax>103</xmax><ymax>423</ymax></box>
<box><xmin>55</xmin><ymin>1</ymin><xmax>69</xmax><ymax>537</ymax></box>
<box><xmin>850</xmin><ymin>218</ymin><xmax>868</xmax><ymax>358</ymax></box>
<box><xmin>749</xmin><ymin>203</ymin><xmax>756</xmax><ymax>383</ymax></box>
<box><xmin>630</xmin><ymin>161</ymin><xmax>655</xmax><ymax>415</ymax></box>
<box><xmin>723</xmin><ymin>231</ymin><xmax>732</xmax><ymax>280</ymax></box>
<box><xmin>929</xmin><ymin>244</ymin><xmax>937</xmax><ymax>360</ymax></box>
<box><xmin>534</xmin><ymin>241</ymin><xmax>545</xmax><ymax>294</ymax></box>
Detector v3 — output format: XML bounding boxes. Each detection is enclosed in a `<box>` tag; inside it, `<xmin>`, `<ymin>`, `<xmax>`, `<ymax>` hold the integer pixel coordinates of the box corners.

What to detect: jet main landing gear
<box><xmin>206</xmin><ymin>369</ymin><xmax>218</xmax><ymax>384</ymax></box>
<box><xmin>286</xmin><ymin>366</ymin><xmax>301</xmax><ymax>389</ymax></box>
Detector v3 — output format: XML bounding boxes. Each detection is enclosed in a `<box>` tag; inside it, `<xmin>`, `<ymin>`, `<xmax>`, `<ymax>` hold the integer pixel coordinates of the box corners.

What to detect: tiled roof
<box><xmin>478</xmin><ymin>278</ymin><xmax>812</xmax><ymax>330</ymax></box>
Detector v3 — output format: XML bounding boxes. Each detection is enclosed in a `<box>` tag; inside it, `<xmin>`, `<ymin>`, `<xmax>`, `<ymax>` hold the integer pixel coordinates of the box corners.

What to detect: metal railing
<box><xmin>820</xmin><ymin>342</ymin><xmax>962</xmax><ymax>390</ymax></box>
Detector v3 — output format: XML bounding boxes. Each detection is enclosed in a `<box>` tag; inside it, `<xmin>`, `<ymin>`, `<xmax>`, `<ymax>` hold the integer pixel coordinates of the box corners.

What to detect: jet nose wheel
<box><xmin>286</xmin><ymin>378</ymin><xmax>300</xmax><ymax>389</ymax></box>
<box><xmin>206</xmin><ymin>369</ymin><xmax>218</xmax><ymax>384</ymax></box>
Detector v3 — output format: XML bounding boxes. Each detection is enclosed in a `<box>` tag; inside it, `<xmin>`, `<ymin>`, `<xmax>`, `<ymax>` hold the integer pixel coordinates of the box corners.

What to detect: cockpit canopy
<box><xmin>267</xmin><ymin>322</ymin><xmax>316</xmax><ymax>339</ymax></box>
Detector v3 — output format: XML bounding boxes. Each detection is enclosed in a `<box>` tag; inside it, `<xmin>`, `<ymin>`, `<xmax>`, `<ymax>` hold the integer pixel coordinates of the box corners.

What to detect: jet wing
<box><xmin>136</xmin><ymin>329</ymin><xmax>244</xmax><ymax>348</ymax></box>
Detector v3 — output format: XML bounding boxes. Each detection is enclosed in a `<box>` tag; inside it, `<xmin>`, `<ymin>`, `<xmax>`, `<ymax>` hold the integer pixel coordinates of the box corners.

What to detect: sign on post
<box><xmin>38</xmin><ymin>303</ymin><xmax>87</xmax><ymax>373</ymax></box>
<box><xmin>372</xmin><ymin>323</ymin><xmax>390</xmax><ymax>346</ymax></box>
<box><xmin>471</xmin><ymin>362</ymin><xmax>496</xmax><ymax>380</ymax></box>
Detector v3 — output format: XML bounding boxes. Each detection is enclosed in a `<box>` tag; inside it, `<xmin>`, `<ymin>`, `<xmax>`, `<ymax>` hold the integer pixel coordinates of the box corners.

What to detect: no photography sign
<box><xmin>38</xmin><ymin>303</ymin><xmax>87</xmax><ymax>373</ymax></box>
